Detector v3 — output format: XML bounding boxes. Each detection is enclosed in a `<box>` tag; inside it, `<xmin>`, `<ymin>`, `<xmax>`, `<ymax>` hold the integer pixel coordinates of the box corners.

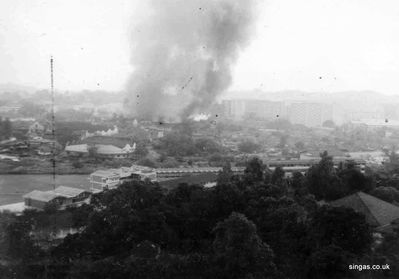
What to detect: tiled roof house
<box><xmin>330</xmin><ymin>191</ymin><xmax>399</xmax><ymax>232</ymax></box>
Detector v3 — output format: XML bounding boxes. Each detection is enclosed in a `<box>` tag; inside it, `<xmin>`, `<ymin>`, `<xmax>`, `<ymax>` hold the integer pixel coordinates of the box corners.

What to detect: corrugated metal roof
<box><xmin>23</xmin><ymin>190</ymin><xmax>60</xmax><ymax>202</ymax></box>
<box><xmin>53</xmin><ymin>186</ymin><xmax>88</xmax><ymax>198</ymax></box>
<box><xmin>91</xmin><ymin>169</ymin><xmax>120</xmax><ymax>177</ymax></box>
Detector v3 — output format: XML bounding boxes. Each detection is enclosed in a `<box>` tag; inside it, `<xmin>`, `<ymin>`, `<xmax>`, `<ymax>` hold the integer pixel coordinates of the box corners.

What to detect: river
<box><xmin>0</xmin><ymin>174</ymin><xmax>91</xmax><ymax>205</ymax></box>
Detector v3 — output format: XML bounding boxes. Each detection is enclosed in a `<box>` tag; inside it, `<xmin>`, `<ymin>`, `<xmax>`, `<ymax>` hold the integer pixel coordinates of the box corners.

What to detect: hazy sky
<box><xmin>1</xmin><ymin>0</ymin><xmax>399</xmax><ymax>95</ymax></box>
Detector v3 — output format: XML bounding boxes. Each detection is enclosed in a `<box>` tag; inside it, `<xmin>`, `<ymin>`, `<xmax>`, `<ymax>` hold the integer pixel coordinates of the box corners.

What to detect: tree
<box><xmin>370</xmin><ymin>228</ymin><xmax>399</xmax><ymax>278</ymax></box>
<box><xmin>137</xmin><ymin>158</ymin><xmax>157</xmax><ymax>168</ymax></box>
<box><xmin>370</xmin><ymin>186</ymin><xmax>399</xmax><ymax>203</ymax></box>
<box><xmin>295</xmin><ymin>141</ymin><xmax>305</xmax><ymax>150</ymax></box>
<box><xmin>238</xmin><ymin>140</ymin><xmax>260</xmax><ymax>153</ymax></box>
<box><xmin>4</xmin><ymin>217</ymin><xmax>42</xmax><ymax>260</ymax></box>
<box><xmin>276</xmin><ymin>134</ymin><xmax>288</xmax><ymax>149</ymax></box>
<box><xmin>158</xmin><ymin>132</ymin><xmax>197</xmax><ymax>156</ymax></box>
<box><xmin>271</xmin><ymin>166</ymin><xmax>285</xmax><ymax>187</ymax></box>
<box><xmin>87</xmin><ymin>145</ymin><xmax>98</xmax><ymax>158</ymax></box>
<box><xmin>383</xmin><ymin>147</ymin><xmax>399</xmax><ymax>174</ymax></box>
<box><xmin>338</xmin><ymin>165</ymin><xmax>374</xmax><ymax>194</ymax></box>
<box><xmin>212</xmin><ymin>212</ymin><xmax>276</xmax><ymax>279</ymax></box>
<box><xmin>72</xmin><ymin>160</ymin><xmax>84</xmax><ymax>169</ymax></box>
<box><xmin>291</xmin><ymin>172</ymin><xmax>307</xmax><ymax>196</ymax></box>
<box><xmin>322</xmin><ymin>120</ymin><xmax>335</xmax><ymax>128</ymax></box>
<box><xmin>194</xmin><ymin>138</ymin><xmax>221</xmax><ymax>154</ymax></box>
<box><xmin>306</xmin><ymin>151</ymin><xmax>346</xmax><ymax>201</ymax></box>
<box><xmin>217</xmin><ymin>162</ymin><xmax>233</xmax><ymax>185</ymax></box>
<box><xmin>0</xmin><ymin>117</ymin><xmax>12</xmax><ymax>140</ymax></box>
<box><xmin>244</xmin><ymin>157</ymin><xmax>267</xmax><ymax>183</ymax></box>
<box><xmin>306</xmin><ymin>244</ymin><xmax>354</xmax><ymax>279</ymax></box>
<box><xmin>2</xmin><ymin>118</ymin><xmax>12</xmax><ymax>139</ymax></box>
<box><xmin>134</xmin><ymin>142</ymin><xmax>149</xmax><ymax>157</ymax></box>
<box><xmin>309</xmin><ymin>205</ymin><xmax>372</xmax><ymax>255</ymax></box>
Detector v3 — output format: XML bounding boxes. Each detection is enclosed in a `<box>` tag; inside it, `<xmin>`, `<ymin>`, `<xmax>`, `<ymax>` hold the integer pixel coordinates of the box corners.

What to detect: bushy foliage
<box><xmin>238</xmin><ymin>139</ymin><xmax>260</xmax><ymax>153</ymax></box>
<box><xmin>307</xmin><ymin>152</ymin><xmax>374</xmax><ymax>201</ymax></box>
<box><xmin>0</xmin><ymin>117</ymin><xmax>12</xmax><ymax>140</ymax></box>
<box><xmin>1</xmin><ymin>156</ymin><xmax>379</xmax><ymax>279</ymax></box>
<box><xmin>156</xmin><ymin>132</ymin><xmax>222</xmax><ymax>157</ymax></box>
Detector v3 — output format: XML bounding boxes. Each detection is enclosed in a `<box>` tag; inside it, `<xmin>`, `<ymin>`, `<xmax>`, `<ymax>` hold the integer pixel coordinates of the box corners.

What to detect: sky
<box><xmin>1</xmin><ymin>0</ymin><xmax>399</xmax><ymax>95</ymax></box>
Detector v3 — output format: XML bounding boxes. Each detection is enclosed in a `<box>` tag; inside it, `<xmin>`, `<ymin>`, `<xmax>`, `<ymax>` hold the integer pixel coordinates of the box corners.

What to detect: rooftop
<box><xmin>331</xmin><ymin>191</ymin><xmax>399</xmax><ymax>228</ymax></box>
<box><xmin>90</xmin><ymin>169</ymin><xmax>120</xmax><ymax>177</ymax></box>
<box><xmin>96</xmin><ymin>144</ymin><xmax>125</xmax><ymax>155</ymax></box>
<box><xmin>23</xmin><ymin>190</ymin><xmax>60</xmax><ymax>202</ymax></box>
<box><xmin>65</xmin><ymin>144</ymin><xmax>88</xmax><ymax>153</ymax></box>
<box><xmin>81</xmin><ymin>135</ymin><xmax>133</xmax><ymax>149</ymax></box>
<box><xmin>65</xmin><ymin>144</ymin><xmax>130</xmax><ymax>155</ymax></box>
<box><xmin>53</xmin><ymin>186</ymin><xmax>88</xmax><ymax>198</ymax></box>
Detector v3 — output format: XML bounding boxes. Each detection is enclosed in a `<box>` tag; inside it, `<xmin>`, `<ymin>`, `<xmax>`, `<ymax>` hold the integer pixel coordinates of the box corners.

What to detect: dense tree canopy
<box><xmin>307</xmin><ymin>152</ymin><xmax>374</xmax><ymax>201</ymax></box>
<box><xmin>0</xmin><ymin>117</ymin><xmax>12</xmax><ymax>140</ymax></box>
<box><xmin>238</xmin><ymin>139</ymin><xmax>261</xmax><ymax>153</ymax></box>
<box><xmin>0</xmin><ymin>155</ymin><xmax>385</xmax><ymax>279</ymax></box>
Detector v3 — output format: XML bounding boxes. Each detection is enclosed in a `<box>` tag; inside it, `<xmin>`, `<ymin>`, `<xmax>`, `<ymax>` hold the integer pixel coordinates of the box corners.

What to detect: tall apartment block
<box><xmin>222</xmin><ymin>99</ymin><xmax>286</xmax><ymax>121</ymax></box>
<box><xmin>288</xmin><ymin>102</ymin><xmax>333</xmax><ymax>127</ymax></box>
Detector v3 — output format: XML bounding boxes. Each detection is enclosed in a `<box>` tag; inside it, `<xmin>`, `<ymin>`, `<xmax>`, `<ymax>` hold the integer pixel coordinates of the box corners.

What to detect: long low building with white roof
<box><xmin>23</xmin><ymin>186</ymin><xmax>91</xmax><ymax>210</ymax></box>
<box><xmin>65</xmin><ymin>143</ymin><xmax>136</xmax><ymax>159</ymax></box>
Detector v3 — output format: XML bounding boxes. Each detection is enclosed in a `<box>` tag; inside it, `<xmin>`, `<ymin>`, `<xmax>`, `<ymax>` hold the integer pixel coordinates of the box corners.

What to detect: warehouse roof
<box><xmin>23</xmin><ymin>190</ymin><xmax>60</xmax><ymax>202</ymax></box>
<box><xmin>53</xmin><ymin>186</ymin><xmax>89</xmax><ymax>198</ymax></box>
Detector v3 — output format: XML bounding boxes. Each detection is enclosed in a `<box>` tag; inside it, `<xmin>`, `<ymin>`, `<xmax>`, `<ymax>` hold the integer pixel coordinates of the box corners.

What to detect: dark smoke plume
<box><xmin>125</xmin><ymin>0</ymin><xmax>258</xmax><ymax>121</ymax></box>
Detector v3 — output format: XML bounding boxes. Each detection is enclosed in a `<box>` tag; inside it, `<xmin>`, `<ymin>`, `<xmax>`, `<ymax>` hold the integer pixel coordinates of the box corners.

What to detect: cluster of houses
<box><xmin>0</xmin><ymin>120</ymin><xmax>59</xmax><ymax>159</ymax></box>
<box><xmin>0</xmin><ymin>135</ymin><xmax>59</xmax><ymax>158</ymax></box>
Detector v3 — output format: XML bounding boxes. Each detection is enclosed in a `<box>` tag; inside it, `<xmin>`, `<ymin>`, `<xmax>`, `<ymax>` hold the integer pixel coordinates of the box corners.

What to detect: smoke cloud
<box><xmin>125</xmin><ymin>0</ymin><xmax>258</xmax><ymax>121</ymax></box>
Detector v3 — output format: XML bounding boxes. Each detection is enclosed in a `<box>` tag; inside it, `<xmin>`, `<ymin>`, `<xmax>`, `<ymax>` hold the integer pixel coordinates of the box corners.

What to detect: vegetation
<box><xmin>0</xmin><ymin>117</ymin><xmax>12</xmax><ymax>140</ymax></box>
<box><xmin>238</xmin><ymin>139</ymin><xmax>260</xmax><ymax>153</ymax></box>
<box><xmin>306</xmin><ymin>151</ymin><xmax>374</xmax><ymax>201</ymax></box>
<box><xmin>0</xmin><ymin>155</ymin><xmax>384</xmax><ymax>279</ymax></box>
<box><xmin>156</xmin><ymin>131</ymin><xmax>223</xmax><ymax>157</ymax></box>
<box><xmin>55</xmin><ymin>121</ymin><xmax>110</xmax><ymax>146</ymax></box>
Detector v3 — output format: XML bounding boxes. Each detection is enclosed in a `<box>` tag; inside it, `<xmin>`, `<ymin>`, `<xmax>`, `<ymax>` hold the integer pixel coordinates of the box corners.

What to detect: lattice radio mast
<box><xmin>50</xmin><ymin>56</ymin><xmax>56</xmax><ymax>190</ymax></box>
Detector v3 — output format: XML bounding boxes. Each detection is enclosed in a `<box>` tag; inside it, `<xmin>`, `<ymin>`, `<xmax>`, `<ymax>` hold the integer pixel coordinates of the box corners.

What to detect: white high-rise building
<box><xmin>288</xmin><ymin>102</ymin><xmax>333</xmax><ymax>127</ymax></box>
<box><xmin>222</xmin><ymin>99</ymin><xmax>286</xmax><ymax>120</ymax></box>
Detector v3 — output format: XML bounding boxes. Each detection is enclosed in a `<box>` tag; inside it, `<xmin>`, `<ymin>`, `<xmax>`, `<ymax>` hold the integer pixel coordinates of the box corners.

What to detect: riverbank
<box><xmin>0</xmin><ymin>158</ymin><xmax>93</xmax><ymax>174</ymax></box>
<box><xmin>0</xmin><ymin>156</ymin><xmax>134</xmax><ymax>175</ymax></box>
<box><xmin>0</xmin><ymin>168</ymin><xmax>93</xmax><ymax>175</ymax></box>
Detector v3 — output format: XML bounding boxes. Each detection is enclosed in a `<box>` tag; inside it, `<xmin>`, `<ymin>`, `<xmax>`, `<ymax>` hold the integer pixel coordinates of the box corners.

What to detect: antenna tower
<box><xmin>50</xmin><ymin>56</ymin><xmax>56</xmax><ymax>189</ymax></box>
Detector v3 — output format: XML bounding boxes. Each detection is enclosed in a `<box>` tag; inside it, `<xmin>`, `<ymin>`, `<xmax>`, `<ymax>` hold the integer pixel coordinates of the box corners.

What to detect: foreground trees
<box><xmin>0</xmin><ymin>155</ymin><xmax>384</xmax><ymax>278</ymax></box>
<box><xmin>307</xmin><ymin>151</ymin><xmax>374</xmax><ymax>201</ymax></box>
<box><xmin>213</xmin><ymin>212</ymin><xmax>277</xmax><ymax>279</ymax></box>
